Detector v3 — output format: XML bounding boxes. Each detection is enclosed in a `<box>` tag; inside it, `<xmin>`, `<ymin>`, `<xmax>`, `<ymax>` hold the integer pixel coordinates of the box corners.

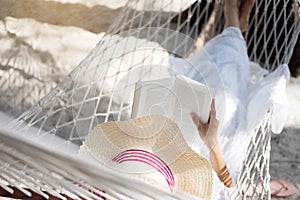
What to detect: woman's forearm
<box><xmin>210</xmin><ymin>143</ymin><xmax>233</xmax><ymax>187</ymax></box>
<box><xmin>191</xmin><ymin>100</ymin><xmax>233</xmax><ymax>187</ymax></box>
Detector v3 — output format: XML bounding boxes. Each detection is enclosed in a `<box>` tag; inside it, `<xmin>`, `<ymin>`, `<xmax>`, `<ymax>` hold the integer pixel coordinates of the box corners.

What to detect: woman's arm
<box><xmin>191</xmin><ymin>99</ymin><xmax>233</xmax><ymax>187</ymax></box>
<box><xmin>209</xmin><ymin>143</ymin><xmax>233</xmax><ymax>187</ymax></box>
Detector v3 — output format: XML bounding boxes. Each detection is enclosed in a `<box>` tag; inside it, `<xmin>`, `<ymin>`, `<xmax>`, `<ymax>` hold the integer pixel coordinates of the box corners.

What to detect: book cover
<box><xmin>131</xmin><ymin>75</ymin><xmax>214</xmax><ymax>148</ymax></box>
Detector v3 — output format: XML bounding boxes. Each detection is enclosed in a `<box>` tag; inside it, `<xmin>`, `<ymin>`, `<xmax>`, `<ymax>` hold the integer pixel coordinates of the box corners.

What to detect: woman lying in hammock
<box><xmin>0</xmin><ymin>0</ymin><xmax>257</xmax><ymax>199</ymax></box>
<box><xmin>190</xmin><ymin>0</ymin><xmax>256</xmax><ymax>188</ymax></box>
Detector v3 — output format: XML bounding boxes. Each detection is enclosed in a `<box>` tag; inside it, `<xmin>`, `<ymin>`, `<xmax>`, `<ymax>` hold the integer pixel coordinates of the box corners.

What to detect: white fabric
<box><xmin>211</xmin><ymin>170</ymin><xmax>223</xmax><ymax>200</ymax></box>
<box><xmin>170</xmin><ymin>27</ymin><xmax>289</xmax><ymax>199</ymax></box>
<box><xmin>247</xmin><ymin>62</ymin><xmax>290</xmax><ymax>133</ymax></box>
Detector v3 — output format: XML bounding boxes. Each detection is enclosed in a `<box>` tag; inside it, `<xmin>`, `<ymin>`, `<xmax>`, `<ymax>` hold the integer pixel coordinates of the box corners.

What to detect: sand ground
<box><xmin>270</xmin><ymin>78</ymin><xmax>300</xmax><ymax>200</ymax></box>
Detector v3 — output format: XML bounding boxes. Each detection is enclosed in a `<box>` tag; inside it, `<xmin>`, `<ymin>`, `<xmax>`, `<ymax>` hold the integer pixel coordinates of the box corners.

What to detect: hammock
<box><xmin>1</xmin><ymin>0</ymin><xmax>300</xmax><ymax>199</ymax></box>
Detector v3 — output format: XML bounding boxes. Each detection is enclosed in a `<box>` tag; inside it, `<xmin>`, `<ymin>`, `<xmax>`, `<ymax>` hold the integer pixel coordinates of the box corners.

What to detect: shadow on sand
<box><xmin>0</xmin><ymin>0</ymin><xmax>122</xmax><ymax>33</ymax></box>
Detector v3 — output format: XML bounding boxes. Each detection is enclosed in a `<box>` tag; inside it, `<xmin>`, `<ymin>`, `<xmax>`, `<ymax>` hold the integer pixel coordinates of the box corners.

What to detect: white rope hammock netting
<box><xmin>1</xmin><ymin>0</ymin><xmax>300</xmax><ymax>199</ymax></box>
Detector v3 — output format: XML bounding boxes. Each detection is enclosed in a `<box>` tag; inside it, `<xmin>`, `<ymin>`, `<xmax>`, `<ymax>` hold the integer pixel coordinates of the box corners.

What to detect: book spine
<box><xmin>131</xmin><ymin>84</ymin><xmax>142</xmax><ymax>119</ymax></box>
<box><xmin>169</xmin><ymin>78</ymin><xmax>176</xmax><ymax>117</ymax></box>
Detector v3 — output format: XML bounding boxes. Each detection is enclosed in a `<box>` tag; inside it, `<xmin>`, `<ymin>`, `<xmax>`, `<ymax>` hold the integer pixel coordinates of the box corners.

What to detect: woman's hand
<box><xmin>190</xmin><ymin>99</ymin><xmax>219</xmax><ymax>150</ymax></box>
<box><xmin>191</xmin><ymin>100</ymin><xmax>233</xmax><ymax>187</ymax></box>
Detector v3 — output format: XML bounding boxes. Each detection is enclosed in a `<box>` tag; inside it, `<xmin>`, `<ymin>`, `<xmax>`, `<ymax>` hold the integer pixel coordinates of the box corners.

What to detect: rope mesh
<box><xmin>1</xmin><ymin>0</ymin><xmax>300</xmax><ymax>199</ymax></box>
<box><xmin>0</xmin><ymin>130</ymin><xmax>197</xmax><ymax>200</ymax></box>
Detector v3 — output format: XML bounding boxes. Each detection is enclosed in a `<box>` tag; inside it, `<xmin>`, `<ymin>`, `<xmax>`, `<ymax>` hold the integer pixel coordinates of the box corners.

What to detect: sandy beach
<box><xmin>0</xmin><ymin>0</ymin><xmax>299</xmax><ymax>199</ymax></box>
<box><xmin>270</xmin><ymin>78</ymin><xmax>300</xmax><ymax>200</ymax></box>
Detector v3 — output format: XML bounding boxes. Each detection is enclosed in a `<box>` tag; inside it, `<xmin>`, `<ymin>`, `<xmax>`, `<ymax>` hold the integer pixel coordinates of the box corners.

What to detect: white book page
<box><xmin>132</xmin><ymin>77</ymin><xmax>174</xmax><ymax>118</ymax></box>
<box><xmin>172</xmin><ymin>76</ymin><xmax>212</xmax><ymax>123</ymax></box>
<box><xmin>170</xmin><ymin>76</ymin><xmax>213</xmax><ymax>154</ymax></box>
<box><xmin>131</xmin><ymin>75</ymin><xmax>213</xmax><ymax>156</ymax></box>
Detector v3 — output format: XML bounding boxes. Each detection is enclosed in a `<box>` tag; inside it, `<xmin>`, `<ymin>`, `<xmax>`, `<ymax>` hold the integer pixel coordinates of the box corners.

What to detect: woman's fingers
<box><xmin>212</xmin><ymin>99</ymin><xmax>216</xmax><ymax>110</ymax></box>
<box><xmin>190</xmin><ymin>99</ymin><xmax>219</xmax><ymax>149</ymax></box>
<box><xmin>191</xmin><ymin>112</ymin><xmax>204</xmax><ymax>133</ymax></box>
<box><xmin>209</xmin><ymin>99</ymin><xmax>217</xmax><ymax>122</ymax></box>
<box><xmin>191</xmin><ymin>98</ymin><xmax>217</xmax><ymax>128</ymax></box>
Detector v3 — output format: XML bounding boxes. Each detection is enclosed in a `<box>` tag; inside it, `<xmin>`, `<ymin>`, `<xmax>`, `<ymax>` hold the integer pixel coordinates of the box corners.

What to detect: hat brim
<box><xmin>80</xmin><ymin>115</ymin><xmax>212</xmax><ymax>199</ymax></box>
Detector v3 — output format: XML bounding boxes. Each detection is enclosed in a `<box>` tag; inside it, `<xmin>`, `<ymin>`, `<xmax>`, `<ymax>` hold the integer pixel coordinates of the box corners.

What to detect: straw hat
<box><xmin>80</xmin><ymin>115</ymin><xmax>212</xmax><ymax>199</ymax></box>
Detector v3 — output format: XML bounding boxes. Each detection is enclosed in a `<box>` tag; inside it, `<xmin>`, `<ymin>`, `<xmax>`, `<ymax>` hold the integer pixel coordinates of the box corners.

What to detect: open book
<box><xmin>131</xmin><ymin>75</ymin><xmax>214</xmax><ymax>147</ymax></box>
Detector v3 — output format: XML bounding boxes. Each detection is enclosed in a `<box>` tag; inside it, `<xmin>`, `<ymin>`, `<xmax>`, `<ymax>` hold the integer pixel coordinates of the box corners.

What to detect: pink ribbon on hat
<box><xmin>112</xmin><ymin>149</ymin><xmax>175</xmax><ymax>189</ymax></box>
